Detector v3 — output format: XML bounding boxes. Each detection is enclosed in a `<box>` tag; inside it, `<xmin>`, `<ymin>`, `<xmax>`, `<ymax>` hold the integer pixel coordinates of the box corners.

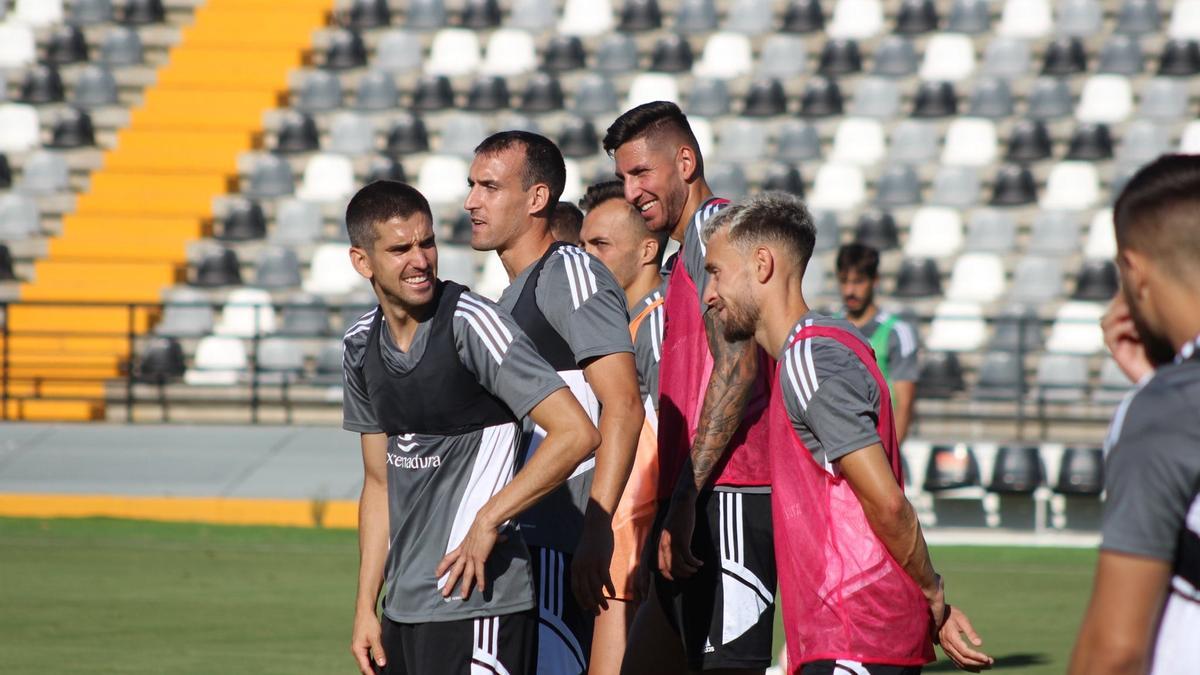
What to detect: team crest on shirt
<box><xmin>396</xmin><ymin>433</ymin><xmax>418</xmax><ymax>453</ymax></box>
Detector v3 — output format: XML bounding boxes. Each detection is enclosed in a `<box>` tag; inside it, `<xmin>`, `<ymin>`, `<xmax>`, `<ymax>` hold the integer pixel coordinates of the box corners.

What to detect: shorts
<box><xmin>801</xmin><ymin>661</ymin><xmax>923</xmax><ymax>675</ymax></box>
<box><xmin>375</xmin><ymin>609</ymin><xmax>536</xmax><ymax>675</ymax></box>
<box><xmin>653</xmin><ymin>489</ymin><xmax>777</xmax><ymax>671</ymax></box>
<box><xmin>530</xmin><ymin>545</ymin><xmax>594</xmax><ymax>675</ymax></box>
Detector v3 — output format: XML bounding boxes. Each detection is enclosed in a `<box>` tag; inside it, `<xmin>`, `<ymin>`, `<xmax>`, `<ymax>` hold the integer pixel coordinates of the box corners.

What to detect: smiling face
<box><xmin>613</xmin><ymin>136</ymin><xmax>692</xmax><ymax>237</ymax></box>
<box><xmin>350</xmin><ymin>212</ymin><xmax>438</xmax><ymax>311</ymax></box>
<box><xmin>580</xmin><ymin>199</ymin><xmax>648</xmax><ymax>292</ymax></box>
<box><xmin>703</xmin><ymin>227</ymin><xmax>759</xmax><ymax>342</ymax></box>
<box><xmin>464</xmin><ymin>147</ymin><xmax>539</xmax><ymax>252</ymax></box>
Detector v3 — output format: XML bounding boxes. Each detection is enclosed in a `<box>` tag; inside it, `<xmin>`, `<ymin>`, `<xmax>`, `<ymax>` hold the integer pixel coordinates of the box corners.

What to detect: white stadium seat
<box><xmin>296</xmin><ymin>153</ymin><xmax>355</xmax><ymax>203</ymax></box>
<box><xmin>626</xmin><ymin>73</ymin><xmax>679</xmax><ymax>109</ymax></box>
<box><xmin>0</xmin><ymin>103</ymin><xmax>40</xmax><ymax>153</ymax></box>
<box><xmin>905</xmin><ymin>207</ymin><xmax>964</xmax><ymax>258</ymax></box>
<box><xmin>927</xmin><ymin>301</ymin><xmax>987</xmax><ymax>352</ymax></box>
<box><xmin>946</xmin><ymin>253</ymin><xmax>1006</xmax><ymax>303</ymax></box>
<box><xmin>304</xmin><ymin>243</ymin><xmax>369</xmax><ymax>296</ymax></box>
<box><xmin>1076</xmin><ymin>75</ymin><xmax>1134</xmax><ymax>124</ymax></box>
<box><xmin>1041</xmin><ymin>162</ymin><xmax>1100</xmax><ymax>211</ymax></box>
<box><xmin>808</xmin><ymin>163</ymin><xmax>866</xmax><ymax>212</ymax></box>
<box><xmin>1046</xmin><ymin>302</ymin><xmax>1106</xmax><ymax>355</ymax></box>
<box><xmin>1170</xmin><ymin>0</ymin><xmax>1200</xmax><ymax>40</ymax></box>
<box><xmin>920</xmin><ymin>34</ymin><xmax>976</xmax><ymax>82</ymax></box>
<box><xmin>185</xmin><ymin>336</ymin><xmax>248</xmax><ymax>386</ymax></box>
<box><xmin>693</xmin><ymin>32</ymin><xmax>754</xmax><ymax>80</ymax></box>
<box><xmin>426</xmin><ymin>29</ymin><xmax>481</xmax><ymax>77</ymax></box>
<box><xmin>215</xmin><ymin>288</ymin><xmax>277</xmax><ymax>338</ymax></box>
<box><xmin>999</xmin><ymin>0</ymin><xmax>1052</xmax><ymax>38</ymax></box>
<box><xmin>830</xmin><ymin>118</ymin><xmax>886</xmax><ymax>167</ymax></box>
<box><xmin>1084</xmin><ymin>209</ymin><xmax>1117</xmax><ymax>260</ymax></box>
<box><xmin>13</xmin><ymin>0</ymin><xmax>62</xmax><ymax>27</ymax></box>
<box><xmin>482</xmin><ymin>29</ymin><xmax>538</xmax><ymax>76</ymax></box>
<box><xmin>828</xmin><ymin>0</ymin><xmax>884</xmax><ymax>39</ymax></box>
<box><xmin>559</xmin><ymin>0</ymin><xmax>614</xmax><ymax>36</ymax></box>
<box><xmin>417</xmin><ymin>155</ymin><xmax>469</xmax><ymax>206</ymax></box>
<box><xmin>941</xmin><ymin>118</ymin><xmax>998</xmax><ymax>167</ymax></box>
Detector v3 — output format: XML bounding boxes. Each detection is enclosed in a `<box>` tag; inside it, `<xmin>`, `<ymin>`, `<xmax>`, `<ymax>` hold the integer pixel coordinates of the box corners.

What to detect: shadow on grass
<box><xmin>926</xmin><ymin>652</ymin><xmax>1051</xmax><ymax>671</ymax></box>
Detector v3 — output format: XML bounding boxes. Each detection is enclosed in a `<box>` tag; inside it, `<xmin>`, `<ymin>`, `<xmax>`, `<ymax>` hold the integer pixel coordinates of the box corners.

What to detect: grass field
<box><xmin>0</xmin><ymin>517</ymin><xmax>1097</xmax><ymax>674</ymax></box>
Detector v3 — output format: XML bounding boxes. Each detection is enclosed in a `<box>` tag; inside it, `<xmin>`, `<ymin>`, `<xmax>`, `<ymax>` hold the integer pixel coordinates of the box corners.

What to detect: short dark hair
<box><xmin>550</xmin><ymin>201</ymin><xmax>584</xmax><ymax>243</ymax></box>
<box><xmin>474</xmin><ymin>130</ymin><xmax>566</xmax><ymax>206</ymax></box>
<box><xmin>602</xmin><ymin>101</ymin><xmax>701</xmax><ymax>158</ymax></box>
<box><xmin>345</xmin><ymin>180</ymin><xmax>432</xmax><ymax>248</ymax></box>
<box><xmin>579</xmin><ymin>180</ymin><xmax>626</xmax><ymax>213</ymax></box>
<box><xmin>1114</xmin><ymin>154</ymin><xmax>1200</xmax><ymax>277</ymax></box>
<box><xmin>835</xmin><ymin>243</ymin><xmax>880</xmax><ymax>279</ymax></box>
<box><xmin>702</xmin><ymin>192</ymin><xmax>816</xmax><ymax>270</ymax></box>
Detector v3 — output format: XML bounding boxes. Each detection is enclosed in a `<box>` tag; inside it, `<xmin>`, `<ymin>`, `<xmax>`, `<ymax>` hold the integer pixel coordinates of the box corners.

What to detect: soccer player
<box><xmin>701</xmin><ymin>191</ymin><xmax>991</xmax><ymax>674</ymax></box>
<box><xmin>605</xmin><ymin>101</ymin><xmax>777</xmax><ymax>675</ymax></box>
<box><xmin>578</xmin><ymin>179</ymin><xmax>670</xmax><ymax>674</ymax></box>
<box><xmin>551</xmin><ymin>201</ymin><xmax>585</xmax><ymax>246</ymax></box>
<box><xmin>465</xmin><ymin>131</ymin><xmax>644</xmax><ymax>675</ymax></box>
<box><xmin>835</xmin><ymin>243</ymin><xmax>921</xmax><ymax>444</ymax></box>
<box><xmin>1070</xmin><ymin>154</ymin><xmax>1200</xmax><ymax>675</ymax></box>
<box><xmin>341</xmin><ymin>181</ymin><xmax>601</xmax><ymax>675</ymax></box>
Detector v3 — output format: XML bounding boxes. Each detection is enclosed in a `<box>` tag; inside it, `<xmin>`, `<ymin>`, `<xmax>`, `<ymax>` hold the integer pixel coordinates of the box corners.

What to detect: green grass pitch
<box><xmin>0</xmin><ymin>517</ymin><xmax>1096</xmax><ymax>674</ymax></box>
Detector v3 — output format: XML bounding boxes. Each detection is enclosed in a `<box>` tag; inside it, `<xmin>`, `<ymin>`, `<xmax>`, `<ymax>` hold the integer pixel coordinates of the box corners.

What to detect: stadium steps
<box><xmin>4</xmin><ymin>0</ymin><xmax>333</xmax><ymax>421</ymax></box>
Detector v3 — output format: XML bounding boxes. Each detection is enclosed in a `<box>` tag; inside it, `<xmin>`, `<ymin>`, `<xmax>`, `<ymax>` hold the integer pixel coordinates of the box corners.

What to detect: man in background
<box><xmin>551</xmin><ymin>201</ymin><xmax>585</xmax><ymax>246</ymax></box>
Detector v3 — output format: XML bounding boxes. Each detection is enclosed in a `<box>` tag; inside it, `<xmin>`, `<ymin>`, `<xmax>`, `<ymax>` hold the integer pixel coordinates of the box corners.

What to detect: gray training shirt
<box><xmin>497</xmin><ymin>244</ymin><xmax>634</xmax><ymax>553</ymax></box>
<box><xmin>859</xmin><ymin>310</ymin><xmax>920</xmax><ymax>383</ymax></box>
<box><xmin>1100</xmin><ymin>344</ymin><xmax>1200</xmax><ymax>672</ymax></box>
<box><xmin>343</xmin><ymin>290</ymin><xmax>566</xmax><ymax>623</ymax></box>
<box><xmin>630</xmin><ymin>283</ymin><xmax>666</xmax><ymax>410</ymax></box>
<box><xmin>776</xmin><ymin>313</ymin><xmax>883</xmax><ymax>470</ymax></box>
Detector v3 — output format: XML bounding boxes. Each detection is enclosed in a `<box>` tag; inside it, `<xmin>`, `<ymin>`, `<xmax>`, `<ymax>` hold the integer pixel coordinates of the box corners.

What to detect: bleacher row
<box><xmin>2</xmin><ymin>0</ymin><xmax>1188</xmax><ymax>422</ymax></box>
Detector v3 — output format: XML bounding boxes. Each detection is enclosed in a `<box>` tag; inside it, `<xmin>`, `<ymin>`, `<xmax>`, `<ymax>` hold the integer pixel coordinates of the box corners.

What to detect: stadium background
<box><xmin>0</xmin><ymin>0</ymin><xmax>1188</xmax><ymax>670</ymax></box>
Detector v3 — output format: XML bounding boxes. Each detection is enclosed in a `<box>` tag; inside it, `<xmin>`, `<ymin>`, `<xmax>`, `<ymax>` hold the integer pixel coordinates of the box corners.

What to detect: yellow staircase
<box><xmin>4</xmin><ymin>0</ymin><xmax>332</xmax><ymax>421</ymax></box>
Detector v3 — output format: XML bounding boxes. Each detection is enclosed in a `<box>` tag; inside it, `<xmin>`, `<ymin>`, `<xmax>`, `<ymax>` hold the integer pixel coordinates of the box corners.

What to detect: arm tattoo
<box><xmin>679</xmin><ymin>307</ymin><xmax>760</xmax><ymax>493</ymax></box>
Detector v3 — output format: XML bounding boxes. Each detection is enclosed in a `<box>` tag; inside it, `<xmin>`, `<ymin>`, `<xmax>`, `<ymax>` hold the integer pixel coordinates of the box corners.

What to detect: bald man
<box><xmin>702</xmin><ymin>191</ymin><xmax>990</xmax><ymax>675</ymax></box>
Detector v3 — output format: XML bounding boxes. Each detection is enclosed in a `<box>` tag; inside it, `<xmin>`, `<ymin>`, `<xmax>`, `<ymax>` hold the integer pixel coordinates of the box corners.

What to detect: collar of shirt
<box><xmin>1175</xmin><ymin>333</ymin><xmax>1200</xmax><ymax>364</ymax></box>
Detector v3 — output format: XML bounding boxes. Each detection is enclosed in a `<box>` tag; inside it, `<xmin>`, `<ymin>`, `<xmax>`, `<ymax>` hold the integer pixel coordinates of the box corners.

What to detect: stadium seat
<box><xmin>895</xmin><ymin>0</ymin><xmax>939</xmax><ymax>33</ymax></box>
<box><xmin>1098</xmin><ymin>34</ymin><xmax>1145</xmax><ymax>74</ymax></box>
<box><xmin>297</xmin><ymin>154</ymin><xmax>355</xmax><ymax>203</ymax></box>
<box><xmin>762</xmin><ymin>163</ymin><xmax>805</xmax><ymax>196</ymax></box>
<box><xmin>1027</xmin><ymin>78</ymin><xmax>1074</xmax><ymax>119</ymax></box>
<box><xmin>918</xmin><ymin>351</ymin><xmax>965</xmax><ymax>398</ymax></box>
<box><xmin>560</xmin><ymin>0</ymin><xmax>614</xmax><ymax>36</ymax></box>
<box><xmin>0</xmin><ymin>155</ymin><xmax>10</xmax><ymax>189</ymax></box>
<box><xmin>1041</xmin><ymin>162</ymin><xmax>1100</xmax><ymax>210</ymax></box>
<box><xmin>294</xmin><ymin>71</ymin><xmax>342</xmax><ymax>112</ymax></box>
<box><xmin>1095</xmin><ymin>359</ymin><xmax>1133</xmax><ymax>403</ymax></box>
<box><xmin>989</xmin><ymin>304</ymin><xmax>1043</xmax><ymax>352</ymax></box>
<box><xmin>19</xmin><ymin>64</ymin><xmax>65</xmax><ymax>104</ymax></box>
<box><xmin>13</xmin><ymin>0</ymin><xmax>63</xmax><ymax>27</ymax></box>
<box><xmin>783</xmin><ymin>0</ymin><xmax>824</xmax><ymax>32</ymax></box>
<box><xmin>808</xmin><ymin>163</ymin><xmax>865</xmax><ymax>212</ymax></box>
<box><xmin>828</xmin><ymin>0</ymin><xmax>883</xmax><ymax>39</ymax></box>
<box><xmin>596</xmin><ymin>34</ymin><xmax>638</xmax><ymax>74</ymax></box>
<box><xmin>964</xmin><ymin>209</ymin><xmax>1016</xmax><ymax>253</ymax></box>
<box><xmin>426</xmin><ymin>29</ymin><xmax>481</xmax><ymax>77</ymax></box>
<box><xmin>686</xmin><ymin>78</ymin><xmax>730</xmax><ymax>117</ymax></box>
<box><xmin>46</xmin><ymin>25</ymin><xmax>89</xmax><ymax>64</ymax></box>
<box><xmin>981</xmin><ymin>37</ymin><xmax>1031</xmax><ymax>78</ymax></box>
<box><xmin>256</xmin><ymin>338</ymin><xmax>306</xmax><ymax>381</ymax></box>
<box><xmin>626</xmin><ymin>73</ymin><xmax>679</xmax><ymax>109</ymax></box>
<box><xmin>1028</xmin><ymin>211</ymin><xmax>1081</xmax><ymax>255</ymax></box>
<box><xmin>310</xmin><ymin>340</ymin><xmax>344</xmax><ymax>386</ymax></box>
<box><xmin>0</xmin><ymin>193</ymin><xmax>40</xmax><ymax>240</ymax></box>
<box><xmin>271</xmin><ymin>198</ymin><xmax>323</xmax><ymax>246</ymax></box>
<box><xmin>715</xmin><ymin>120</ymin><xmax>768</xmax><ymax>164</ymax></box>
<box><xmin>942</xmin><ymin>118</ymin><xmax>997</xmax><ymax>167</ymax></box>
<box><xmin>1056</xmin><ymin>447</ymin><xmax>1104</xmax><ymax>495</ymax></box>
<box><xmin>991</xmin><ymin>165</ymin><xmax>1038</xmax><ymax>206</ymax></box>
<box><xmin>461</xmin><ymin>0</ymin><xmax>501</xmax><ymax>28</ymax></box>
<box><xmin>853</xmin><ymin>211</ymin><xmax>899</xmax><ymax>250</ymax></box>
<box><xmin>474</xmin><ymin>254</ymin><xmax>509</xmax><ymax>300</ymax></box>
<box><xmin>464</xmin><ymin>74</ymin><xmax>509</xmax><ymax>111</ymax></box>
<box><xmin>156</xmin><ymin>288</ymin><xmax>214</xmax><ymax>338</ymax></box>
<box><xmin>872</xmin><ymin>37</ymin><xmax>919</xmax><ymax>77</ymax></box>
<box><xmin>437</xmin><ymin>243</ymin><xmax>478</xmax><ymax>286</ymax></box>
<box><xmin>273</xmin><ymin>112</ymin><xmax>319</xmax><ymax>154</ymax></box>
<box><xmin>676</xmin><ymin>0</ymin><xmax>718</xmax><ymax>33</ymax></box>
<box><xmin>1139</xmin><ymin>78</ymin><xmax>1189</xmax><ymax>120</ymax></box>
<box><xmin>724</xmin><ymin>0</ymin><xmax>775</xmax><ymax>34</ymax></box>
<box><xmin>1010</xmin><ymin>255</ymin><xmax>1064</xmax><ymax>303</ymax></box>
<box><xmin>119</xmin><ymin>0</ymin><xmax>164</xmax><ymax>25</ymax></box>
<box><xmin>818</xmin><ymin>39</ymin><xmax>863</xmax><ymax>76</ymax></box>
<box><xmin>1036</xmin><ymin>354</ymin><xmax>1089</xmax><ymax>402</ymax></box>
<box><xmin>946</xmin><ymin>253</ymin><xmax>1005</xmax><ymax>303</ymax></box>
<box><xmin>875</xmin><ymin>164</ymin><xmax>921</xmax><ymax>207</ymax></box>
<box><xmin>254</xmin><ymin>247</ymin><xmax>303</xmax><ymax>290</ymax></box>
<box><xmin>911</xmin><ymin>81</ymin><xmax>958</xmax><ymax>117</ymax></box>
<box><xmin>928</xmin><ymin>301</ymin><xmax>986</xmax><ymax>352</ymax></box>
<box><xmin>365</xmin><ymin>156</ymin><xmax>406</xmax><ymax>185</ymax></box>
<box><xmin>99</xmin><ymin>26</ymin><xmax>143</xmax><ymax>65</ymax></box>
<box><xmin>852</xmin><ymin>78</ymin><xmax>901</xmax><ymax>119</ymax></box>
<box><xmin>889</xmin><ymin>120</ymin><xmax>939</xmax><ymax>163</ymax></box>
<box><xmin>47</xmin><ymin>108</ymin><xmax>95</xmax><ymax>149</ymax></box>
<box><xmin>973</xmin><ymin>350</ymin><xmax>1026</xmax><ymax>399</ymax></box>
<box><xmin>924</xmin><ymin>443</ymin><xmax>982</xmax><ymax>491</ymax></box>
<box><xmin>136</xmin><ymin>336</ymin><xmax>186</xmax><ymax>382</ymax></box>
<box><xmin>649</xmin><ymin>34</ymin><xmax>694</xmax><ymax>73</ymax></box>
<box><xmin>483</xmin><ymin>29</ymin><xmax>537</xmax><ymax>76</ymax></box>
<box><xmin>344</xmin><ymin>0</ymin><xmax>390</xmax><ymax>29</ymax></box>
<box><xmin>777</xmin><ymin>121</ymin><xmax>822</xmax><ymax>162</ymax></box>
<box><xmin>1072</xmin><ymin>259</ymin><xmax>1118</xmax><ymax>301</ymax></box>
<box><xmin>520</xmin><ymin>73</ymin><xmax>564</xmax><ymax>113</ymax></box>
<box><xmin>328</xmin><ymin>112</ymin><xmax>376</xmax><ymax>156</ymax></box>
<box><xmin>1046</xmin><ymin>302</ymin><xmax>1106</xmax><ymax>354</ymax></box>
<box><xmin>322</xmin><ymin>29</ymin><xmax>367</xmax><ymax>70</ymax></box>
<box><xmin>1076</xmin><ymin>75</ymin><xmax>1133</xmax><ymax>123</ymax></box>
<box><xmin>1159</xmin><ymin>39</ymin><xmax>1200</xmax><ymax>75</ymax></box>
<box><xmin>574</xmin><ymin>75</ymin><xmax>620</xmax><ymax>116</ymax></box>
<box><xmin>920</xmin><ymin>34</ymin><xmax>975</xmax><ymax>82</ymax></box>
<box><xmin>1117</xmin><ymin>121</ymin><xmax>1170</xmax><ymax>167</ymax></box>
<box><xmin>707</xmin><ymin>163</ymin><xmax>749</xmax><ymax>199</ymax></box>
<box><xmin>1181</xmin><ymin>121</ymin><xmax>1200</xmax><ymax>153</ymax></box>
<box><xmin>967</xmin><ymin>78</ymin><xmax>1014</xmax><ymax>119</ymax></box>
<box><xmin>558</xmin><ymin>117</ymin><xmax>599</xmax><ymax>158</ymax></box>
<box><xmin>437</xmin><ymin>114</ymin><xmax>488</xmax><ymax>158</ymax></box>
<box><xmin>947</xmin><ymin>0</ymin><xmax>990</xmax><ymax>33</ymax></box>
<box><xmin>71</xmin><ymin>0</ymin><xmax>113</xmax><ymax>25</ymax></box>
<box><xmin>930</xmin><ymin>166</ymin><xmax>980</xmax><ymax>208</ymax></box>
<box><xmin>403</xmin><ymin>0</ymin><xmax>448</xmax><ymax>29</ymax></box>
<box><xmin>1066</xmin><ymin>123</ymin><xmax>1115</xmax><ymax>161</ymax></box>
<box><xmin>801</xmin><ymin>77</ymin><xmax>845</xmax><ymax>116</ymax></box>
<box><xmin>1006</xmin><ymin>119</ymin><xmax>1052</xmax><ymax>162</ymax></box>
<box><xmin>906</xmin><ymin>207</ymin><xmax>963</xmax><ymax>258</ymax></box>
<box><xmin>694</xmin><ymin>32</ymin><xmax>753</xmax><ymax>80</ymax></box>
<box><xmin>73</xmin><ymin>65</ymin><xmax>118</xmax><ymax>109</ymax></box>
<box><xmin>216</xmin><ymin>289</ymin><xmax>277</xmax><ymax>338</ymax></box>
<box><xmin>375</xmin><ymin>32</ymin><xmax>423</xmax><ymax>75</ymax></box>
<box><xmin>989</xmin><ymin>446</ymin><xmax>1045</xmax><ymax>493</ymax></box>
<box><xmin>278</xmin><ymin>294</ymin><xmax>332</xmax><ymax>338</ymax></box>
<box><xmin>893</xmin><ymin>258</ymin><xmax>942</xmax><ymax>298</ymax></box>
<box><xmin>185</xmin><ymin>336</ymin><xmax>248</xmax><ymax>386</ymax></box>
<box><xmin>305</xmin><ymin>244</ymin><xmax>367</xmax><ymax>296</ymax></box>
<box><xmin>742</xmin><ymin>78</ymin><xmax>788</xmax><ymax>117</ymax></box>
<box><xmin>1171</xmin><ymin>0</ymin><xmax>1200</xmax><ymax>39</ymax></box>
<box><xmin>1084</xmin><ymin>209</ymin><xmax>1117</xmax><ymax>259</ymax></box>
<box><xmin>830</xmin><ymin>118</ymin><xmax>885</xmax><ymax>166</ymax></box>
<box><xmin>194</xmin><ymin>249</ymin><xmax>244</xmax><ymax>290</ymax></box>
<box><xmin>509</xmin><ymin>0</ymin><xmax>556</xmax><ymax>30</ymax></box>
<box><xmin>802</xmin><ymin>255</ymin><xmax>827</xmax><ymax>298</ymax></box>
<box><xmin>19</xmin><ymin>151</ymin><xmax>69</xmax><ymax>195</ymax></box>
<box><xmin>1059</xmin><ymin>0</ymin><xmax>1103</xmax><ymax>36</ymax></box>
<box><xmin>354</xmin><ymin>71</ymin><xmax>400</xmax><ymax>112</ymax></box>
<box><xmin>619</xmin><ymin>0</ymin><xmax>662</xmax><ymax>31</ymax></box>
<box><xmin>811</xmin><ymin>210</ymin><xmax>841</xmax><ymax>253</ymax></box>
<box><xmin>999</xmin><ymin>0</ymin><xmax>1052</xmax><ymax>38</ymax></box>
<box><xmin>217</xmin><ymin>199</ymin><xmax>265</xmax><ymax>242</ymax></box>
<box><xmin>687</xmin><ymin>118</ymin><xmax>715</xmax><ymax>158</ymax></box>
<box><xmin>758</xmin><ymin>35</ymin><xmax>807</xmax><ymax>79</ymax></box>
<box><xmin>1116</xmin><ymin>0</ymin><xmax>1161</xmax><ymax>34</ymax></box>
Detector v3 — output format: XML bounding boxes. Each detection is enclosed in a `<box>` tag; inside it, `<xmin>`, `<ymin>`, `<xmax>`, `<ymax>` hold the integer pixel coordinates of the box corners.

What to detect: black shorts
<box><xmin>529</xmin><ymin>545</ymin><xmax>594</xmax><ymax>675</ymax></box>
<box><xmin>801</xmin><ymin>661</ymin><xmax>922</xmax><ymax>675</ymax></box>
<box><xmin>653</xmin><ymin>490</ymin><xmax>777</xmax><ymax>671</ymax></box>
<box><xmin>375</xmin><ymin>609</ymin><xmax>536</xmax><ymax>675</ymax></box>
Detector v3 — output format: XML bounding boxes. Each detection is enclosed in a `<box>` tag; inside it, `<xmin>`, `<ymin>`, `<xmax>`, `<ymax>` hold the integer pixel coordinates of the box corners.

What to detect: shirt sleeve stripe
<box><xmin>454</xmin><ymin>309</ymin><xmax>505</xmax><ymax>365</ymax></box>
<box><xmin>785</xmin><ymin>349</ymin><xmax>809</xmax><ymax>411</ymax></box>
<box><xmin>458</xmin><ymin>293</ymin><xmax>514</xmax><ymax>343</ymax></box>
<box><xmin>556</xmin><ymin>249</ymin><xmax>585</xmax><ymax>309</ymax></box>
<box><xmin>456</xmin><ymin>300</ymin><xmax>513</xmax><ymax>357</ymax></box>
<box><xmin>894</xmin><ymin>321</ymin><xmax>917</xmax><ymax>357</ymax></box>
<box><xmin>343</xmin><ymin>308</ymin><xmax>377</xmax><ymax>338</ymax></box>
<box><xmin>650</xmin><ymin>305</ymin><xmax>664</xmax><ymax>362</ymax></box>
<box><xmin>562</xmin><ymin>247</ymin><xmax>599</xmax><ymax>300</ymax></box>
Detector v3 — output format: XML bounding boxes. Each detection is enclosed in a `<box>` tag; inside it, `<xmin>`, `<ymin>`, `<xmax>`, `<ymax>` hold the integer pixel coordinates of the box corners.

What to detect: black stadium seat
<box><xmin>989</xmin><ymin>445</ymin><xmax>1045</xmax><ymax>493</ymax></box>
<box><xmin>924</xmin><ymin>444</ymin><xmax>981</xmax><ymax>491</ymax></box>
<box><xmin>1056</xmin><ymin>447</ymin><xmax>1105</xmax><ymax>495</ymax></box>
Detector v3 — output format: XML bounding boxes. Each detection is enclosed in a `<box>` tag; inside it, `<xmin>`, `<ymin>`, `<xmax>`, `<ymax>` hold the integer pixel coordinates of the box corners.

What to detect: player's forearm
<box><xmin>587</xmin><ymin>392</ymin><xmax>643</xmax><ymax>515</ymax></box>
<box><xmin>1069</xmin><ymin>625</ymin><xmax>1149</xmax><ymax>675</ymax></box>
<box><xmin>482</xmin><ymin>424</ymin><xmax>601</xmax><ymax>529</ymax></box>
<box><xmin>860</xmin><ymin>490</ymin><xmax>939</xmax><ymax>597</ymax></box>
<box><xmin>678</xmin><ymin>310</ymin><xmax>759</xmax><ymax>496</ymax></box>
<box><xmin>893</xmin><ymin>381</ymin><xmax>915</xmax><ymax>444</ymax></box>
<box><xmin>354</xmin><ymin>478</ymin><xmax>389</xmax><ymax>615</ymax></box>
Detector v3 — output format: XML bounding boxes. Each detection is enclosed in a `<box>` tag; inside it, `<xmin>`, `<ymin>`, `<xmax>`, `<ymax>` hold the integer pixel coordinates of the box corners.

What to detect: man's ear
<box><xmin>349</xmin><ymin>246</ymin><xmax>374</xmax><ymax>281</ymax></box>
<box><xmin>1119</xmin><ymin>249</ymin><xmax>1151</xmax><ymax>301</ymax></box>
<box><xmin>640</xmin><ymin>236</ymin><xmax>660</xmax><ymax>267</ymax></box>
<box><xmin>753</xmin><ymin>245</ymin><xmax>774</xmax><ymax>284</ymax></box>
<box><xmin>677</xmin><ymin>144</ymin><xmax>698</xmax><ymax>183</ymax></box>
<box><xmin>528</xmin><ymin>183</ymin><xmax>552</xmax><ymax>216</ymax></box>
